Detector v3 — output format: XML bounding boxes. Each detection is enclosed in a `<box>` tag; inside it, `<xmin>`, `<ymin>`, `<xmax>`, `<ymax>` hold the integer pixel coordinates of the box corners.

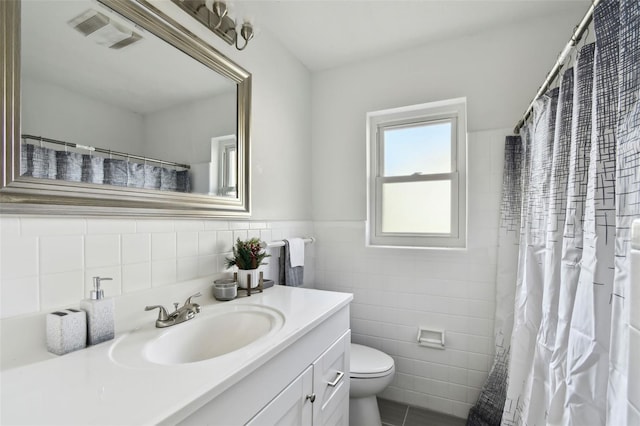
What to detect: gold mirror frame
<box><xmin>0</xmin><ymin>0</ymin><xmax>251</xmax><ymax>218</ymax></box>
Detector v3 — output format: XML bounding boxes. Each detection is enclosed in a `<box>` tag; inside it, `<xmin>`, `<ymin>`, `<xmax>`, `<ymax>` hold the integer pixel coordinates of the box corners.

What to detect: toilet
<box><xmin>349</xmin><ymin>343</ymin><xmax>395</xmax><ymax>426</ymax></box>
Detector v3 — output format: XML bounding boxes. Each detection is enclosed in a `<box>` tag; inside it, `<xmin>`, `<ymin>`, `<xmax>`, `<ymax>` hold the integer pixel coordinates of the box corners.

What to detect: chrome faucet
<box><xmin>145</xmin><ymin>292</ymin><xmax>202</xmax><ymax>328</ymax></box>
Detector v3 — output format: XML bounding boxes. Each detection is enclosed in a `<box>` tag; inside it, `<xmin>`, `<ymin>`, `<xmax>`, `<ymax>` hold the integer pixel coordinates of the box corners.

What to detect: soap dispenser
<box><xmin>80</xmin><ymin>276</ymin><xmax>115</xmax><ymax>345</ymax></box>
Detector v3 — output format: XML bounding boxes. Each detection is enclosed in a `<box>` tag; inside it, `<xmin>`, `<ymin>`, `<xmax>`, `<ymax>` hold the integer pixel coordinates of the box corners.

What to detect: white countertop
<box><xmin>0</xmin><ymin>286</ymin><xmax>352</xmax><ymax>425</ymax></box>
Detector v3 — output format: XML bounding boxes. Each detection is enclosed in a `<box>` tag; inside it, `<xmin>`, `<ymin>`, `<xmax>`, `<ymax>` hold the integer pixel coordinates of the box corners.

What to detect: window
<box><xmin>367</xmin><ymin>98</ymin><xmax>467</xmax><ymax>248</ymax></box>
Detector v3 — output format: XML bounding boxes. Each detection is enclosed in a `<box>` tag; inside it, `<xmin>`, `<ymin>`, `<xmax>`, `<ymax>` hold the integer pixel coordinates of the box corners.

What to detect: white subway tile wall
<box><xmin>313</xmin><ymin>130</ymin><xmax>506</xmax><ymax>418</ymax></box>
<box><xmin>177</xmin><ymin>232</ymin><xmax>199</xmax><ymax>259</ymax></box>
<box><xmin>0</xmin><ymin>132</ymin><xmax>502</xmax><ymax>419</ymax></box>
<box><xmin>121</xmin><ymin>233</ymin><xmax>151</xmax><ymax>265</ymax></box>
<box><xmin>0</xmin><ymin>276</ymin><xmax>39</xmax><ymax>318</ymax></box>
<box><xmin>85</xmin><ymin>235</ymin><xmax>120</xmax><ymax>268</ymax></box>
<box><xmin>0</xmin><ymin>219</ymin><xmax>314</xmax><ymax>319</ymax></box>
<box><xmin>121</xmin><ymin>262</ymin><xmax>151</xmax><ymax>293</ymax></box>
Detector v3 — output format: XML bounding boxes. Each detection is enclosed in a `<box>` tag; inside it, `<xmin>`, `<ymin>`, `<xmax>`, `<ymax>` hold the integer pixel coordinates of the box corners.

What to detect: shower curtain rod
<box><xmin>513</xmin><ymin>0</ymin><xmax>600</xmax><ymax>134</ymax></box>
<box><xmin>21</xmin><ymin>134</ymin><xmax>191</xmax><ymax>169</ymax></box>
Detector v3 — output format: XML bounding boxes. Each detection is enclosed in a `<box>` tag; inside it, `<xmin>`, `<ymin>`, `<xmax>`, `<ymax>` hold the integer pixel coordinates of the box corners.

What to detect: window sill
<box><xmin>365</xmin><ymin>243</ymin><xmax>468</xmax><ymax>252</ymax></box>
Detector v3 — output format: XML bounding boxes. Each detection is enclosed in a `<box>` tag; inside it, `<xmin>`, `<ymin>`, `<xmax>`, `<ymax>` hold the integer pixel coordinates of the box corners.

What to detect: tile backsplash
<box><xmin>314</xmin><ymin>221</ymin><xmax>496</xmax><ymax>418</ymax></box>
<box><xmin>0</xmin><ymin>217</ymin><xmax>314</xmax><ymax>319</ymax></box>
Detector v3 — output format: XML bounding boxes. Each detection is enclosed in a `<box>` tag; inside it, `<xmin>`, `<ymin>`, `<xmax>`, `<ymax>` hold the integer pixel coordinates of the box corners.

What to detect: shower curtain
<box><xmin>20</xmin><ymin>144</ymin><xmax>191</xmax><ymax>192</ymax></box>
<box><xmin>468</xmin><ymin>0</ymin><xmax>639</xmax><ymax>424</ymax></box>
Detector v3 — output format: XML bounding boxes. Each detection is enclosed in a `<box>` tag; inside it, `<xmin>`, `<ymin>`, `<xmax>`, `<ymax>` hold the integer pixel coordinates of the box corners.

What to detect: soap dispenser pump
<box><xmin>80</xmin><ymin>276</ymin><xmax>115</xmax><ymax>345</ymax></box>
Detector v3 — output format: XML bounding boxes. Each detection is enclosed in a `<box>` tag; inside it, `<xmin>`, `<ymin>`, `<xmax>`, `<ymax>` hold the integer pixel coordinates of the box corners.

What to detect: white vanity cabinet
<box><xmin>248</xmin><ymin>331</ymin><xmax>350</xmax><ymax>426</ymax></box>
<box><xmin>176</xmin><ymin>304</ymin><xmax>351</xmax><ymax>426</ymax></box>
<box><xmin>247</xmin><ymin>366</ymin><xmax>314</xmax><ymax>426</ymax></box>
<box><xmin>0</xmin><ymin>287</ymin><xmax>353</xmax><ymax>426</ymax></box>
<box><xmin>311</xmin><ymin>330</ymin><xmax>350</xmax><ymax>426</ymax></box>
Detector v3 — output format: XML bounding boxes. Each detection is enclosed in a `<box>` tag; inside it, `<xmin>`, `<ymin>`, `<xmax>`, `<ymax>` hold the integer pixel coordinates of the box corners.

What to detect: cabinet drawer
<box><xmin>313</xmin><ymin>330</ymin><xmax>350</xmax><ymax>426</ymax></box>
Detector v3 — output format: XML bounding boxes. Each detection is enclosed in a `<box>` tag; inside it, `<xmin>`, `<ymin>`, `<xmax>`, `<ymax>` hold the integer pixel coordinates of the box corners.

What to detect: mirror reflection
<box><xmin>20</xmin><ymin>0</ymin><xmax>238</xmax><ymax>197</ymax></box>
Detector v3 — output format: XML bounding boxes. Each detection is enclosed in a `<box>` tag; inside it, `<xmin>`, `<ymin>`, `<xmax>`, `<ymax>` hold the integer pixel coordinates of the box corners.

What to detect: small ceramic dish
<box><xmin>212</xmin><ymin>279</ymin><xmax>238</xmax><ymax>301</ymax></box>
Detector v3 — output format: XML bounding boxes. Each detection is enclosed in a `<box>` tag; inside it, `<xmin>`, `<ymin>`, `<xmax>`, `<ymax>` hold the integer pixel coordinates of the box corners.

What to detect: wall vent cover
<box><xmin>68</xmin><ymin>9</ymin><xmax>142</xmax><ymax>49</ymax></box>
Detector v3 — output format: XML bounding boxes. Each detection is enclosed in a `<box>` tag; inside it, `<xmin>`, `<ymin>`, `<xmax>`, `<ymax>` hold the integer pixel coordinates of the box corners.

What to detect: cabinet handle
<box><xmin>327</xmin><ymin>371</ymin><xmax>344</xmax><ymax>387</ymax></box>
<box><xmin>306</xmin><ymin>394</ymin><xmax>316</xmax><ymax>403</ymax></box>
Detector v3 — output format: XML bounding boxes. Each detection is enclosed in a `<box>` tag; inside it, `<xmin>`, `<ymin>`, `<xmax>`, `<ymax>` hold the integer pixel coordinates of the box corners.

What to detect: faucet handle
<box><xmin>145</xmin><ymin>305</ymin><xmax>169</xmax><ymax>320</ymax></box>
<box><xmin>184</xmin><ymin>292</ymin><xmax>202</xmax><ymax>306</ymax></box>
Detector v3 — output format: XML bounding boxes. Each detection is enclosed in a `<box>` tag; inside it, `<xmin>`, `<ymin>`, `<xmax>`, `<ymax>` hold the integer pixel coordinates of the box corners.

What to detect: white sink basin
<box><xmin>110</xmin><ymin>304</ymin><xmax>284</xmax><ymax>367</ymax></box>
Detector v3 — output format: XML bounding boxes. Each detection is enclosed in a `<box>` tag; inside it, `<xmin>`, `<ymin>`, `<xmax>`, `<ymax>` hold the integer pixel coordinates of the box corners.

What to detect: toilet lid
<box><xmin>350</xmin><ymin>344</ymin><xmax>394</xmax><ymax>377</ymax></box>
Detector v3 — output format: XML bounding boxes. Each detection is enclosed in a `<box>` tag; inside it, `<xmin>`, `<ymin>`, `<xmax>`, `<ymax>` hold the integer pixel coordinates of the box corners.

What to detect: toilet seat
<box><xmin>350</xmin><ymin>343</ymin><xmax>394</xmax><ymax>379</ymax></box>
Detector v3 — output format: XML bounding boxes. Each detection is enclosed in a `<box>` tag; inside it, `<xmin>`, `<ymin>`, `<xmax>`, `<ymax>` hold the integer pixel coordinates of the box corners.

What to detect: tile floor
<box><xmin>378</xmin><ymin>398</ymin><xmax>467</xmax><ymax>426</ymax></box>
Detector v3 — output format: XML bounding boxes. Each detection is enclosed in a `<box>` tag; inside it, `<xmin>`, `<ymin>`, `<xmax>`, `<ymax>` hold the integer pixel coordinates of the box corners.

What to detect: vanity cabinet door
<box><xmin>312</xmin><ymin>331</ymin><xmax>350</xmax><ymax>426</ymax></box>
<box><xmin>246</xmin><ymin>365</ymin><xmax>313</xmax><ymax>426</ymax></box>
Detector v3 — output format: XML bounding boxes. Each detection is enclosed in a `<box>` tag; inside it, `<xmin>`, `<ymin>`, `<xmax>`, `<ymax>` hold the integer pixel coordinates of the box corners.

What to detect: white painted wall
<box><xmin>21</xmin><ymin>76</ymin><xmax>145</xmax><ymax>155</ymax></box>
<box><xmin>151</xmin><ymin>1</ymin><xmax>313</xmax><ymax>221</ymax></box>
<box><xmin>143</xmin><ymin>91</ymin><xmax>236</xmax><ymax>165</ymax></box>
<box><xmin>144</xmin><ymin>91</ymin><xmax>237</xmax><ymax>195</ymax></box>
<box><xmin>310</xmin><ymin>11</ymin><xmax>581</xmax><ymax>418</ymax></box>
<box><xmin>22</xmin><ymin>77</ymin><xmax>236</xmax><ymax>168</ymax></box>
<box><xmin>311</xmin><ymin>12</ymin><xmax>580</xmax><ymax>222</ymax></box>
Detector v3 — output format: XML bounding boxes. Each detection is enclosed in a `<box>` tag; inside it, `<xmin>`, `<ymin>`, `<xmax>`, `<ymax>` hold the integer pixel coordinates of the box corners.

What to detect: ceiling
<box><xmin>235</xmin><ymin>0</ymin><xmax>591</xmax><ymax>71</ymax></box>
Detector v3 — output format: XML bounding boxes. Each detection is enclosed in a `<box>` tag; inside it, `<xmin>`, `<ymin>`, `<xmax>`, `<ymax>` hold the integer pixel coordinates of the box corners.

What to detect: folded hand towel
<box><xmin>287</xmin><ymin>238</ymin><xmax>305</xmax><ymax>267</ymax></box>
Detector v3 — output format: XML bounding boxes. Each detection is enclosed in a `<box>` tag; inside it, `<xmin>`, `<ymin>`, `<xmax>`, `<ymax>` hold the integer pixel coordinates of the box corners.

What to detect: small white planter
<box><xmin>237</xmin><ymin>269</ymin><xmax>260</xmax><ymax>289</ymax></box>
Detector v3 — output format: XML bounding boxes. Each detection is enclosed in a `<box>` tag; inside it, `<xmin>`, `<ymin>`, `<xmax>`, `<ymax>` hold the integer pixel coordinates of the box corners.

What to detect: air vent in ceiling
<box><xmin>68</xmin><ymin>9</ymin><xmax>142</xmax><ymax>49</ymax></box>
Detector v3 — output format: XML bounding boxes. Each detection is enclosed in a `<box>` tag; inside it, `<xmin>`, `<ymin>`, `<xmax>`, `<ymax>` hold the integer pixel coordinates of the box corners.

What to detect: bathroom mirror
<box><xmin>0</xmin><ymin>0</ymin><xmax>251</xmax><ymax>217</ymax></box>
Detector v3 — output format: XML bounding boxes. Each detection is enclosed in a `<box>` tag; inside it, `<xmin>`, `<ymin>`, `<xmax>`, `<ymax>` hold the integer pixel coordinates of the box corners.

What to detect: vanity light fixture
<box><xmin>172</xmin><ymin>0</ymin><xmax>255</xmax><ymax>51</ymax></box>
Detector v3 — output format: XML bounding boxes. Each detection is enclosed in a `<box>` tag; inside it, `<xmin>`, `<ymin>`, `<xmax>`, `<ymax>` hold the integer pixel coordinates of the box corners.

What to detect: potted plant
<box><xmin>225</xmin><ymin>238</ymin><xmax>270</xmax><ymax>288</ymax></box>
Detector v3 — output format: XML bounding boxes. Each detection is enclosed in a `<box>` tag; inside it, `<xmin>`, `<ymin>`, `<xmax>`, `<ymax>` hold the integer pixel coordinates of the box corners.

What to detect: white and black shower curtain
<box><xmin>468</xmin><ymin>0</ymin><xmax>639</xmax><ymax>425</ymax></box>
<box><xmin>20</xmin><ymin>143</ymin><xmax>191</xmax><ymax>192</ymax></box>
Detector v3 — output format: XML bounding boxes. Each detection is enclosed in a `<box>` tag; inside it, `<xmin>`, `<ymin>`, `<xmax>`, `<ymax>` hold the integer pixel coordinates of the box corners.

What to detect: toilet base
<box><xmin>349</xmin><ymin>396</ymin><xmax>382</xmax><ymax>426</ymax></box>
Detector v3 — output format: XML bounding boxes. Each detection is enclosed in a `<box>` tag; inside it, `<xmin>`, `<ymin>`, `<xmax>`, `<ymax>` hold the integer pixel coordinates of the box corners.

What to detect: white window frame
<box><xmin>366</xmin><ymin>98</ymin><xmax>467</xmax><ymax>248</ymax></box>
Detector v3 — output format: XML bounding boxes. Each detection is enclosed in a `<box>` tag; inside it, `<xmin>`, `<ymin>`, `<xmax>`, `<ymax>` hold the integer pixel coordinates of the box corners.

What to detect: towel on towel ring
<box><xmin>279</xmin><ymin>239</ymin><xmax>304</xmax><ymax>287</ymax></box>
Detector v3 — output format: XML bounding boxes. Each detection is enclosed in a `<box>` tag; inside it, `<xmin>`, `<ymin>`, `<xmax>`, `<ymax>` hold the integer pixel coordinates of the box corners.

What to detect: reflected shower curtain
<box><xmin>469</xmin><ymin>0</ymin><xmax>640</xmax><ymax>424</ymax></box>
<box><xmin>20</xmin><ymin>146</ymin><xmax>191</xmax><ymax>192</ymax></box>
